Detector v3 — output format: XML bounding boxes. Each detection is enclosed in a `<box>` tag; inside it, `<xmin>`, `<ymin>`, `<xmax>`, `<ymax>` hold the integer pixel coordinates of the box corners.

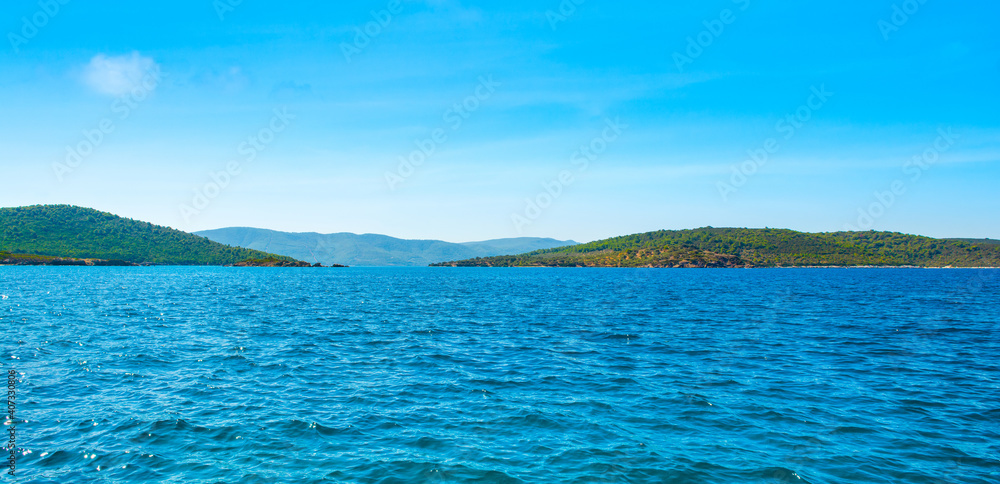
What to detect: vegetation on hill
<box><xmin>0</xmin><ymin>205</ymin><xmax>295</xmax><ymax>266</ymax></box>
<box><xmin>432</xmin><ymin>228</ymin><xmax>1000</xmax><ymax>268</ymax></box>
<box><xmin>948</xmin><ymin>238</ymin><xmax>1000</xmax><ymax>246</ymax></box>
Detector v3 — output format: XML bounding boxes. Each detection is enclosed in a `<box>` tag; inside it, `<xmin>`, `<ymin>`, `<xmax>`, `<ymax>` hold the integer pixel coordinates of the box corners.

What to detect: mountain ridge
<box><xmin>195</xmin><ymin>227</ymin><xmax>577</xmax><ymax>267</ymax></box>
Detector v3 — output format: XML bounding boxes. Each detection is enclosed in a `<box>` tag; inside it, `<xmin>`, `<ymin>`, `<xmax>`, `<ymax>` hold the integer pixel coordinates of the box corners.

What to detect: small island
<box><xmin>231</xmin><ymin>258</ymin><xmax>347</xmax><ymax>268</ymax></box>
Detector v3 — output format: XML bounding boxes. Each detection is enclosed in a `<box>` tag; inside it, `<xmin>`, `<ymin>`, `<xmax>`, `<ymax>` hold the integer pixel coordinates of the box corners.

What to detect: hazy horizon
<box><xmin>193</xmin><ymin>224</ymin><xmax>581</xmax><ymax>245</ymax></box>
<box><xmin>3</xmin><ymin>1</ymin><xmax>998</xmax><ymax>242</ymax></box>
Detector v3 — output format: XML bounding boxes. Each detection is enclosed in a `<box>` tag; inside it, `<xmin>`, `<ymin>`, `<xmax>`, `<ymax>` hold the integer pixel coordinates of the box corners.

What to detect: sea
<box><xmin>1</xmin><ymin>267</ymin><xmax>998</xmax><ymax>483</ymax></box>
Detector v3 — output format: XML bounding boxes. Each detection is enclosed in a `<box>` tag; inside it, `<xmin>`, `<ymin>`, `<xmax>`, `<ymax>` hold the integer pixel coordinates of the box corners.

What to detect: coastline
<box><xmin>0</xmin><ymin>252</ymin><xmax>343</xmax><ymax>268</ymax></box>
<box><xmin>3</xmin><ymin>262</ymin><xmax>996</xmax><ymax>269</ymax></box>
<box><xmin>431</xmin><ymin>264</ymin><xmax>1000</xmax><ymax>269</ymax></box>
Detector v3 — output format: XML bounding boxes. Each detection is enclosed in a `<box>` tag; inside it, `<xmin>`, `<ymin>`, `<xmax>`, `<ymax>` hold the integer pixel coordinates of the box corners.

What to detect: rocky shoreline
<box><xmin>0</xmin><ymin>253</ymin><xmax>135</xmax><ymax>266</ymax></box>
<box><xmin>0</xmin><ymin>252</ymin><xmax>345</xmax><ymax>268</ymax></box>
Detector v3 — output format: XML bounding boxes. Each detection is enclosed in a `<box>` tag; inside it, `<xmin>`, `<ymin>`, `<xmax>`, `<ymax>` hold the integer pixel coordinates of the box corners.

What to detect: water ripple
<box><xmin>1</xmin><ymin>267</ymin><xmax>998</xmax><ymax>482</ymax></box>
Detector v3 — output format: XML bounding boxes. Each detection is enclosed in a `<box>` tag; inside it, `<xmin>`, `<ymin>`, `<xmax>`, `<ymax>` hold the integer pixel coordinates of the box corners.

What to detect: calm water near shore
<box><xmin>1</xmin><ymin>267</ymin><xmax>998</xmax><ymax>483</ymax></box>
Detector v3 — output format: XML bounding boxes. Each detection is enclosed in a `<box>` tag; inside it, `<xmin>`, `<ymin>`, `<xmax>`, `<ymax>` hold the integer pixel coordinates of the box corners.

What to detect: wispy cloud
<box><xmin>270</xmin><ymin>81</ymin><xmax>314</xmax><ymax>100</ymax></box>
<box><xmin>83</xmin><ymin>52</ymin><xmax>159</xmax><ymax>97</ymax></box>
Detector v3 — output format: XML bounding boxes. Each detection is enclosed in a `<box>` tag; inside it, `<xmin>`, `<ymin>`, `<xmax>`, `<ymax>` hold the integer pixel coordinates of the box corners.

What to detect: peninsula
<box><xmin>431</xmin><ymin>228</ymin><xmax>1000</xmax><ymax>268</ymax></box>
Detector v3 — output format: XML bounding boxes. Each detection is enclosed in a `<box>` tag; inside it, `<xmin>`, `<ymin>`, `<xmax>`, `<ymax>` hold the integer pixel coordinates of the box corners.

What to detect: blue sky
<box><xmin>2</xmin><ymin>0</ymin><xmax>998</xmax><ymax>242</ymax></box>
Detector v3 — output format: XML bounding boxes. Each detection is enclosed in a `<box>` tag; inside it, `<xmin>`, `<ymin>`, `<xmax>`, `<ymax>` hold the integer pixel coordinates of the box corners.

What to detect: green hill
<box><xmin>432</xmin><ymin>228</ymin><xmax>1000</xmax><ymax>268</ymax></box>
<box><xmin>0</xmin><ymin>205</ymin><xmax>295</xmax><ymax>266</ymax></box>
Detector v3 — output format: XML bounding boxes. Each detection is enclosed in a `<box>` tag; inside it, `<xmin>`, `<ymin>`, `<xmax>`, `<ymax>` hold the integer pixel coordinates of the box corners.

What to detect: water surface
<box><xmin>1</xmin><ymin>267</ymin><xmax>998</xmax><ymax>483</ymax></box>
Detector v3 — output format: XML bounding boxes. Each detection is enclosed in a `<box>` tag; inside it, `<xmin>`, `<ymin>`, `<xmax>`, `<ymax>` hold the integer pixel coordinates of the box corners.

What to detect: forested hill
<box><xmin>432</xmin><ymin>228</ymin><xmax>1000</xmax><ymax>268</ymax></box>
<box><xmin>0</xmin><ymin>205</ymin><xmax>294</xmax><ymax>265</ymax></box>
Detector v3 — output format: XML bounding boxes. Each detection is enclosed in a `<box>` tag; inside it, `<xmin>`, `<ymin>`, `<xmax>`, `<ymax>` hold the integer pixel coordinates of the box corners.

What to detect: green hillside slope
<box><xmin>0</xmin><ymin>205</ymin><xmax>294</xmax><ymax>265</ymax></box>
<box><xmin>432</xmin><ymin>228</ymin><xmax>1000</xmax><ymax>268</ymax></box>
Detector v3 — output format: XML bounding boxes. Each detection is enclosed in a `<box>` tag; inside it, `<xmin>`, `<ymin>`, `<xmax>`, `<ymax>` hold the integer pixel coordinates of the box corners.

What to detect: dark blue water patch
<box><xmin>1</xmin><ymin>267</ymin><xmax>998</xmax><ymax>483</ymax></box>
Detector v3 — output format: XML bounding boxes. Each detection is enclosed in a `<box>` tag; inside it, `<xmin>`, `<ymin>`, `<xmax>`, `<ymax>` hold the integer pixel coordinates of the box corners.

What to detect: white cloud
<box><xmin>83</xmin><ymin>52</ymin><xmax>159</xmax><ymax>97</ymax></box>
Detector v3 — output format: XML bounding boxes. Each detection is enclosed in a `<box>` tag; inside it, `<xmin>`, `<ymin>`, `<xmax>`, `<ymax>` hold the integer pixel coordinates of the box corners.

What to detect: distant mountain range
<box><xmin>433</xmin><ymin>228</ymin><xmax>1000</xmax><ymax>268</ymax></box>
<box><xmin>0</xmin><ymin>205</ymin><xmax>292</xmax><ymax>265</ymax></box>
<box><xmin>195</xmin><ymin>227</ymin><xmax>578</xmax><ymax>267</ymax></box>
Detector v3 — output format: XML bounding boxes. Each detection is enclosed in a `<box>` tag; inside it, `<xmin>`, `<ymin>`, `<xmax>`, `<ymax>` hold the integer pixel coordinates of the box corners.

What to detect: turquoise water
<box><xmin>1</xmin><ymin>267</ymin><xmax>998</xmax><ymax>483</ymax></box>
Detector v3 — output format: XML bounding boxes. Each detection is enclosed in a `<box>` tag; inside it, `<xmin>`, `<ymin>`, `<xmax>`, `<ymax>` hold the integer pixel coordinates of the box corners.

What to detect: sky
<box><xmin>1</xmin><ymin>0</ymin><xmax>998</xmax><ymax>243</ymax></box>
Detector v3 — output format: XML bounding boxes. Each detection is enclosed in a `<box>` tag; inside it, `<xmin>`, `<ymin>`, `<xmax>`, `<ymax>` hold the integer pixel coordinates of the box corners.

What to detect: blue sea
<box><xmin>1</xmin><ymin>267</ymin><xmax>998</xmax><ymax>483</ymax></box>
